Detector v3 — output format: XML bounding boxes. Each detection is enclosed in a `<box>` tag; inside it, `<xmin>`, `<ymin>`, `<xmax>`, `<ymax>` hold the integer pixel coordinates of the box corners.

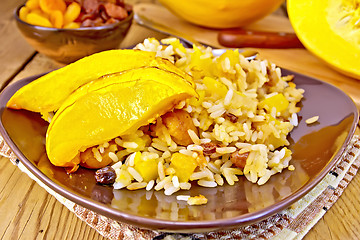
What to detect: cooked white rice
<box><xmin>93</xmin><ymin>38</ymin><xmax>304</xmax><ymax>201</ymax></box>
<box><xmin>305</xmin><ymin>115</ymin><xmax>319</xmax><ymax>125</ymax></box>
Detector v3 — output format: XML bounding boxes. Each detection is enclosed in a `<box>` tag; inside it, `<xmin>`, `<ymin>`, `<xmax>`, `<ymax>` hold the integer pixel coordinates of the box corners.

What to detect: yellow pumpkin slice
<box><xmin>46</xmin><ymin>67</ymin><xmax>197</xmax><ymax>168</ymax></box>
<box><xmin>7</xmin><ymin>49</ymin><xmax>193</xmax><ymax>114</ymax></box>
<box><xmin>57</xmin><ymin>66</ymin><xmax>195</xmax><ymax>110</ymax></box>
<box><xmin>287</xmin><ymin>0</ymin><xmax>360</xmax><ymax>79</ymax></box>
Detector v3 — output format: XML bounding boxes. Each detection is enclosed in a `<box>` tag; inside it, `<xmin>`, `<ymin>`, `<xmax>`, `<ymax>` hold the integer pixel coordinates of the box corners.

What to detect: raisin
<box><xmin>102</xmin><ymin>2</ymin><xmax>128</xmax><ymax>20</ymax></box>
<box><xmin>230</xmin><ymin>151</ymin><xmax>249</xmax><ymax>169</ymax></box>
<box><xmin>200</xmin><ymin>142</ymin><xmax>217</xmax><ymax>156</ymax></box>
<box><xmin>95</xmin><ymin>166</ymin><xmax>116</xmax><ymax>185</ymax></box>
<box><xmin>224</xmin><ymin>112</ymin><xmax>238</xmax><ymax>123</ymax></box>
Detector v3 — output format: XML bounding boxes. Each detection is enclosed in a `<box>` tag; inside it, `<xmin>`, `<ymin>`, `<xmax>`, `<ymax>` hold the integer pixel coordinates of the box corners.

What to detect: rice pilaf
<box><xmin>95</xmin><ymin>38</ymin><xmax>304</xmax><ymax>201</ymax></box>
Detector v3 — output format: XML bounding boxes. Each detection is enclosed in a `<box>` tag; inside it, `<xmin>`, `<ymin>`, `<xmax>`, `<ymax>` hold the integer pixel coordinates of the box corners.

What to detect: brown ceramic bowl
<box><xmin>14</xmin><ymin>5</ymin><xmax>133</xmax><ymax>64</ymax></box>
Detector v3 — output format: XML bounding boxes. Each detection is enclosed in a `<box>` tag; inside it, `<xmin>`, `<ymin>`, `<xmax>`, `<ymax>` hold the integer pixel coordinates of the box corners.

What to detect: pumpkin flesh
<box><xmin>158</xmin><ymin>0</ymin><xmax>284</xmax><ymax>28</ymax></box>
<box><xmin>288</xmin><ymin>0</ymin><xmax>360</xmax><ymax>79</ymax></box>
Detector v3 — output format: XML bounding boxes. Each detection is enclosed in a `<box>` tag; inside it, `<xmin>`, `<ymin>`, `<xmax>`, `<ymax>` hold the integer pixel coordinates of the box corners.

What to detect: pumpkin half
<box><xmin>288</xmin><ymin>0</ymin><xmax>360</xmax><ymax>79</ymax></box>
<box><xmin>158</xmin><ymin>0</ymin><xmax>284</xmax><ymax>29</ymax></box>
<box><xmin>46</xmin><ymin>67</ymin><xmax>197</xmax><ymax>168</ymax></box>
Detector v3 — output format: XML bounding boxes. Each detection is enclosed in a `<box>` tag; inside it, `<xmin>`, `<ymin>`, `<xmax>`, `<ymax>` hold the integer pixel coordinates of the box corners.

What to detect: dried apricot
<box><xmin>64</xmin><ymin>2</ymin><xmax>81</xmax><ymax>25</ymax></box>
<box><xmin>39</xmin><ymin>0</ymin><xmax>66</xmax><ymax>14</ymax></box>
<box><xmin>19</xmin><ymin>6</ymin><xmax>30</xmax><ymax>22</ymax></box>
<box><xmin>30</xmin><ymin>8</ymin><xmax>49</xmax><ymax>18</ymax></box>
<box><xmin>25</xmin><ymin>0</ymin><xmax>40</xmax><ymax>10</ymax></box>
<box><xmin>26</xmin><ymin>12</ymin><xmax>53</xmax><ymax>27</ymax></box>
<box><xmin>63</xmin><ymin>22</ymin><xmax>81</xmax><ymax>29</ymax></box>
<box><xmin>49</xmin><ymin>10</ymin><xmax>64</xmax><ymax>28</ymax></box>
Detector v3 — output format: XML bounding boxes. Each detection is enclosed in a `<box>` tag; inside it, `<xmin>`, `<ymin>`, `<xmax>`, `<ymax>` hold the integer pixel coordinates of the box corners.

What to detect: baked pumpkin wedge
<box><xmin>7</xmin><ymin>49</ymin><xmax>193</xmax><ymax>116</ymax></box>
<box><xmin>288</xmin><ymin>0</ymin><xmax>360</xmax><ymax>79</ymax></box>
<box><xmin>46</xmin><ymin>67</ymin><xmax>197</xmax><ymax>168</ymax></box>
<box><xmin>54</xmin><ymin>66</ymin><xmax>196</xmax><ymax>114</ymax></box>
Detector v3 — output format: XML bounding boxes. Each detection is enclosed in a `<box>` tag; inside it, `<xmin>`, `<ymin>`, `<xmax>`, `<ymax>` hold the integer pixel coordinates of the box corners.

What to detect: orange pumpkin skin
<box><xmin>288</xmin><ymin>0</ymin><xmax>360</xmax><ymax>80</ymax></box>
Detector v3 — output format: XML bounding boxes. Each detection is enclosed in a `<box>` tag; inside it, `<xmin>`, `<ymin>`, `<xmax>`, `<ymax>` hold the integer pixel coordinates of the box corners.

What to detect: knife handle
<box><xmin>218</xmin><ymin>29</ymin><xmax>304</xmax><ymax>49</ymax></box>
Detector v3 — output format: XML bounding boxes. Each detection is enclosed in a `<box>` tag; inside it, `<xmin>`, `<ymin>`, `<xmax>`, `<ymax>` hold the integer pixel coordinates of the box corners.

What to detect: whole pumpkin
<box><xmin>158</xmin><ymin>0</ymin><xmax>284</xmax><ymax>29</ymax></box>
<box><xmin>288</xmin><ymin>0</ymin><xmax>360</xmax><ymax>79</ymax></box>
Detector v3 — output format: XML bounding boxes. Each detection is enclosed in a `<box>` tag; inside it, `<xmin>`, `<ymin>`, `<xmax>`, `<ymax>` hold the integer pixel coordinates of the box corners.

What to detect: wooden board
<box><xmin>1</xmin><ymin>2</ymin><xmax>360</xmax><ymax>240</ymax></box>
<box><xmin>0</xmin><ymin>0</ymin><xmax>38</xmax><ymax>89</ymax></box>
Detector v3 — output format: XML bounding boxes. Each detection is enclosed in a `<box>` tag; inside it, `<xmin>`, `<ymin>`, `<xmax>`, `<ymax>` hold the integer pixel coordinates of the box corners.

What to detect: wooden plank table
<box><xmin>1</xmin><ymin>1</ymin><xmax>360</xmax><ymax>239</ymax></box>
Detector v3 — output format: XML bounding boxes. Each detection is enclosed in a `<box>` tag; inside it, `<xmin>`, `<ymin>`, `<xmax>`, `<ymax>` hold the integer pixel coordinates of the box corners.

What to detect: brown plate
<box><xmin>0</xmin><ymin>70</ymin><xmax>358</xmax><ymax>232</ymax></box>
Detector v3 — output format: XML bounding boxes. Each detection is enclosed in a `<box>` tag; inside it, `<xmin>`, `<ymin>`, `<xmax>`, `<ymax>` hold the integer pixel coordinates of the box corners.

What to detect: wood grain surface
<box><xmin>1</xmin><ymin>1</ymin><xmax>360</xmax><ymax>240</ymax></box>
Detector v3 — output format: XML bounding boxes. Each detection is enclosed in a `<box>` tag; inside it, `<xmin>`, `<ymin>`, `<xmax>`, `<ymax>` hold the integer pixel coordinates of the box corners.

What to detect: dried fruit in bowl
<box><xmin>46</xmin><ymin>67</ymin><xmax>197</xmax><ymax>169</ymax></box>
<box><xmin>19</xmin><ymin>0</ymin><xmax>132</xmax><ymax>28</ymax></box>
<box><xmin>7</xmin><ymin>49</ymin><xmax>193</xmax><ymax>119</ymax></box>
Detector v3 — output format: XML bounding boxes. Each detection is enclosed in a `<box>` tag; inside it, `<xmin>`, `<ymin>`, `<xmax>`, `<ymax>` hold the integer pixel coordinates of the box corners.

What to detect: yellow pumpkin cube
<box><xmin>260</xmin><ymin>93</ymin><xmax>289</xmax><ymax>113</ymax></box>
<box><xmin>170</xmin><ymin>153</ymin><xmax>198</xmax><ymax>182</ymax></box>
<box><xmin>133</xmin><ymin>153</ymin><xmax>158</xmax><ymax>182</ymax></box>
<box><xmin>203</xmin><ymin>76</ymin><xmax>228</xmax><ymax>98</ymax></box>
